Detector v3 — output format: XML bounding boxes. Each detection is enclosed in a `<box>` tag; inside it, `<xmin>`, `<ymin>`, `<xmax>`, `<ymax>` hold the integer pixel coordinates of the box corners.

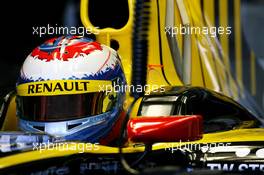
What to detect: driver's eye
<box><xmin>102</xmin><ymin>92</ymin><xmax>117</xmax><ymax>113</ymax></box>
<box><xmin>109</xmin><ymin>95</ymin><xmax>114</xmax><ymax>100</ymax></box>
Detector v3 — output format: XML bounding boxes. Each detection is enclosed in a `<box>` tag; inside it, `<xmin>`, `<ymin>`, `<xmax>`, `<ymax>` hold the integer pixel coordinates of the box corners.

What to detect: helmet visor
<box><xmin>16</xmin><ymin>92</ymin><xmax>117</xmax><ymax>122</ymax></box>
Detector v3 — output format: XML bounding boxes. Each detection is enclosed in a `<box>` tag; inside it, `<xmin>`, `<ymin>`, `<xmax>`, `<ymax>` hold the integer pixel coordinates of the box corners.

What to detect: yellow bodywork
<box><xmin>0</xmin><ymin>0</ymin><xmax>262</xmax><ymax>169</ymax></box>
<box><xmin>80</xmin><ymin>0</ymin><xmax>256</xmax><ymax>100</ymax></box>
<box><xmin>0</xmin><ymin>128</ymin><xmax>264</xmax><ymax>169</ymax></box>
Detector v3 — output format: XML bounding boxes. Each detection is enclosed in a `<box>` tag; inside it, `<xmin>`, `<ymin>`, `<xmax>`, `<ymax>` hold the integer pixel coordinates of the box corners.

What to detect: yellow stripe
<box><xmin>250</xmin><ymin>51</ymin><xmax>256</xmax><ymax>95</ymax></box>
<box><xmin>17</xmin><ymin>80</ymin><xmax>112</xmax><ymax>96</ymax></box>
<box><xmin>234</xmin><ymin>0</ymin><xmax>243</xmax><ymax>93</ymax></box>
<box><xmin>1</xmin><ymin>128</ymin><xmax>264</xmax><ymax>168</ymax></box>
<box><xmin>203</xmin><ymin>0</ymin><xmax>215</xmax><ymax>26</ymax></box>
<box><xmin>219</xmin><ymin>0</ymin><xmax>230</xmax><ymax>71</ymax></box>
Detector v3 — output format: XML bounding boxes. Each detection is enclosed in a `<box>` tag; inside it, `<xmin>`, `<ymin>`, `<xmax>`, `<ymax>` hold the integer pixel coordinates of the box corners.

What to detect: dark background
<box><xmin>0</xmin><ymin>0</ymin><xmax>128</xmax><ymax>96</ymax></box>
<box><xmin>1</xmin><ymin>0</ymin><xmax>67</xmax><ymax>95</ymax></box>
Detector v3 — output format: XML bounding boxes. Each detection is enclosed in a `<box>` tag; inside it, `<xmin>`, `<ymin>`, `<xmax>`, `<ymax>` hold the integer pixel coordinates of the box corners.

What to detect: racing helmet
<box><xmin>16</xmin><ymin>36</ymin><xmax>126</xmax><ymax>144</ymax></box>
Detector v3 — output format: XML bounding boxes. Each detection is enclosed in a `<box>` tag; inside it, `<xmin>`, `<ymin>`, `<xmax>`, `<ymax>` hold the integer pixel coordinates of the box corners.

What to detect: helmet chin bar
<box><xmin>18</xmin><ymin>90</ymin><xmax>125</xmax><ymax>143</ymax></box>
<box><xmin>19</xmin><ymin>110</ymin><xmax>113</xmax><ymax>142</ymax></box>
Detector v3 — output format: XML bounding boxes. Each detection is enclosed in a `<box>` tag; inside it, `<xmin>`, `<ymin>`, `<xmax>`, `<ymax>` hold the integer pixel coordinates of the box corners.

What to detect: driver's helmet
<box><xmin>16</xmin><ymin>36</ymin><xmax>126</xmax><ymax>144</ymax></box>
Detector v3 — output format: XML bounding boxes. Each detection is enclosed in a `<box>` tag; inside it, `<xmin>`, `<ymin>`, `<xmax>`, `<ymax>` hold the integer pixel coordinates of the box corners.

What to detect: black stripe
<box><xmin>228</xmin><ymin>0</ymin><xmax>236</xmax><ymax>78</ymax></box>
<box><xmin>200</xmin><ymin>0</ymin><xmax>204</xmax><ymax>13</ymax></box>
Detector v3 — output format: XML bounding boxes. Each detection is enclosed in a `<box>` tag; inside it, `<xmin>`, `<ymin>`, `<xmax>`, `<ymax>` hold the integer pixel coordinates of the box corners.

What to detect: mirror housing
<box><xmin>127</xmin><ymin>115</ymin><xmax>203</xmax><ymax>143</ymax></box>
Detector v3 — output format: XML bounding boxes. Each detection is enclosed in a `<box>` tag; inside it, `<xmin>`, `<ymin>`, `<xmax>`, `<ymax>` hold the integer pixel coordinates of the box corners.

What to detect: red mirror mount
<box><xmin>127</xmin><ymin>115</ymin><xmax>203</xmax><ymax>143</ymax></box>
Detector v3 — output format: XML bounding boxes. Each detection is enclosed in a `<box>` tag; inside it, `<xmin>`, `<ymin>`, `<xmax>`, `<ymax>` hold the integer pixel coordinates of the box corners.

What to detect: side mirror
<box><xmin>127</xmin><ymin>115</ymin><xmax>203</xmax><ymax>143</ymax></box>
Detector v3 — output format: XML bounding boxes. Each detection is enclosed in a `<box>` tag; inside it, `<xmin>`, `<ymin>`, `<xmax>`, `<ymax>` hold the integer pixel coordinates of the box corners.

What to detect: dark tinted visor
<box><xmin>16</xmin><ymin>92</ymin><xmax>117</xmax><ymax>122</ymax></box>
